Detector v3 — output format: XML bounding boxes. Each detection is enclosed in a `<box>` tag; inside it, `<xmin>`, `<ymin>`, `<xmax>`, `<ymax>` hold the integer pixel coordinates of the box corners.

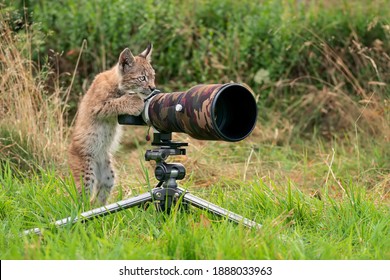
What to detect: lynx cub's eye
<box><xmin>138</xmin><ymin>76</ymin><xmax>147</xmax><ymax>82</ymax></box>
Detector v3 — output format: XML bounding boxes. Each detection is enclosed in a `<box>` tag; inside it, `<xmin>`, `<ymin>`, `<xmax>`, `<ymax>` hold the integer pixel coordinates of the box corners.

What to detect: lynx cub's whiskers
<box><xmin>68</xmin><ymin>44</ymin><xmax>156</xmax><ymax>205</ymax></box>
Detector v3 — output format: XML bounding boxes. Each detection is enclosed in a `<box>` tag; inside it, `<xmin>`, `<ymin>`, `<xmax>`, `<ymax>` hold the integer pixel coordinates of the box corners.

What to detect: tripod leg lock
<box><xmin>152</xmin><ymin>187</ymin><xmax>188</xmax><ymax>213</ymax></box>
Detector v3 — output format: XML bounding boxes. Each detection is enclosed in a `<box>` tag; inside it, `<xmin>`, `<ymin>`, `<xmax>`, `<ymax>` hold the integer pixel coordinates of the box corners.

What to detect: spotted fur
<box><xmin>68</xmin><ymin>44</ymin><xmax>155</xmax><ymax>205</ymax></box>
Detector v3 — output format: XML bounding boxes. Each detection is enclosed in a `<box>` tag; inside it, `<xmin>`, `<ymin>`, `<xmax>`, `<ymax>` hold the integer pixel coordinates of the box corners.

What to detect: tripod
<box><xmin>24</xmin><ymin>132</ymin><xmax>261</xmax><ymax>235</ymax></box>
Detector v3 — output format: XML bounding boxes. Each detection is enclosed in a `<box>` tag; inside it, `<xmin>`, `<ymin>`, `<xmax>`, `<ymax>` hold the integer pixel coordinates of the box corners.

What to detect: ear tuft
<box><xmin>118</xmin><ymin>48</ymin><xmax>135</xmax><ymax>73</ymax></box>
<box><xmin>139</xmin><ymin>43</ymin><xmax>153</xmax><ymax>62</ymax></box>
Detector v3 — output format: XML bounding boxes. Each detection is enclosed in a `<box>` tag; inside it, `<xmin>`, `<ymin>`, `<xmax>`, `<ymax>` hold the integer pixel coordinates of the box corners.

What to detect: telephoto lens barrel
<box><xmin>142</xmin><ymin>83</ymin><xmax>257</xmax><ymax>141</ymax></box>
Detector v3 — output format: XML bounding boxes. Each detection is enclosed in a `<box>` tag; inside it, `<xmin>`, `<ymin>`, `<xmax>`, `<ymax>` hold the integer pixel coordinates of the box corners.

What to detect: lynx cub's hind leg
<box><xmin>68</xmin><ymin>151</ymin><xmax>97</xmax><ymax>199</ymax></box>
<box><xmin>94</xmin><ymin>158</ymin><xmax>115</xmax><ymax>205</ymax></box>
<box><xmin>82</xmin><ymin>158</ymin><xmax>98</xmax><ymax>200</ymax></box>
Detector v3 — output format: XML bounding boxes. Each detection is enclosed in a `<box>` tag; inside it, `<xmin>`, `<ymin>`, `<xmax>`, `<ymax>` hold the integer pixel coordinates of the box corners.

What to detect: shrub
<box><xmin>0</xmin><ymin>13</ymin><xmax>69</xmax><ymax>171</ymax></box>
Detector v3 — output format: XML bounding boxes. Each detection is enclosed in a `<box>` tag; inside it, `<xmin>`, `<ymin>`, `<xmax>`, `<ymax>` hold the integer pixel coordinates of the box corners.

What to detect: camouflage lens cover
<box><xmin>146</xmin><ymin>83</ymin><xmax>257</xmax><ymax>141</ymax></box>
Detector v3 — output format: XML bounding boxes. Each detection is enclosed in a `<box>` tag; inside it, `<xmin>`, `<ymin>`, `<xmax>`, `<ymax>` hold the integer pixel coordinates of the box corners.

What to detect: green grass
<box><xmin>1</xmin><ymin>138</ymin><xmax>389</xmax><ymax>260</ymax></box>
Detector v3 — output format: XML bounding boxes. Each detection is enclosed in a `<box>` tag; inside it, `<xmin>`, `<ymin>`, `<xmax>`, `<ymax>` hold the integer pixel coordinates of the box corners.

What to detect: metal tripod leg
<box><xmin>24</xmin><ymin>187</ymin><xmax>261</xmax><ymax>235</ymax></box>
<box><xmin>24</xmin><ymin>191</ymin><xmax>154</xmax><ymax>235</ymax></box>
<box><xmin>179</xmin><ymin>188</ymin><xmax>261</xmax><ymax>229</ymax></box>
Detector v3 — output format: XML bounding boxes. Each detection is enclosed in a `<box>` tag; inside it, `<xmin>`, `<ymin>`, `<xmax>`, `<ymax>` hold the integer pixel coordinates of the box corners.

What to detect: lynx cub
<box><xmin>68</xmin><ymin>44</ymin><xmax>155</xmax><ymax>205</ymax></box>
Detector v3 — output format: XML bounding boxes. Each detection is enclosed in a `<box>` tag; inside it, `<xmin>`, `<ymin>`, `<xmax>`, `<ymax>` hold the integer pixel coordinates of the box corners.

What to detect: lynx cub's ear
<box><xmin>139</xmin><ymin>43</ymin><xmax>153</xmax><ymax>62</ymax></box>
<box><xmin>118</xmin><ymin>48</ymin><xmax>135</xmax><ymax>74</ymax></box>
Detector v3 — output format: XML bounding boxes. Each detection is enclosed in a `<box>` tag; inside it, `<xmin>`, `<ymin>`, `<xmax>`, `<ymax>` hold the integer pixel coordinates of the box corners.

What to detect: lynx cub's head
<box><xmin>117</xmin><ymin>43</ymin><xmax>156</xmax><ymax>98</ymax></box>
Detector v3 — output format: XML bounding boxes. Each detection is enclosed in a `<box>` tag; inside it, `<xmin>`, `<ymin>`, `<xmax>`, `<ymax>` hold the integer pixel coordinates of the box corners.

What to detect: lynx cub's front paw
<box><xmin>116</xmin><ymin>93</ymin><xmax>144</xmax><ymax>116</ymax></box>
<box><xmin>125</xmin><ymin>94</ymin><xmax>144</xmax><ymax>116</ymax></box>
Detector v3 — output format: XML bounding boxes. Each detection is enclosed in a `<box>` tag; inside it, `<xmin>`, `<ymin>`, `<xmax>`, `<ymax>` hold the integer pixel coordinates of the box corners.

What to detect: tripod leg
<box><xmin>181</xmin><ymin>189</ymin><xmax>261</xmax><ymax>229</ymax></box>
<box><xmin>24</xmin><ymin>191</ymin><xmax>154</xmax><ymax>235</ymax></box>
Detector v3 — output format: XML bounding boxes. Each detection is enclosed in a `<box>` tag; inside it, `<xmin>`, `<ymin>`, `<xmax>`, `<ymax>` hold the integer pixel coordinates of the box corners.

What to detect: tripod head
<box><xmin>144</xmin><ymin>132</ymin><xmax>188</xmax><ymax>212</ymax></box>
<box><xmin>145</xmin><ymin>132</ymin><xmax>187</xmax><ymax>162</ymax></box>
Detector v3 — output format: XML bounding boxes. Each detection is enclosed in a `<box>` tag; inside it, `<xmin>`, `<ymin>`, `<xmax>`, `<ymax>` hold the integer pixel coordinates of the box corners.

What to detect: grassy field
<box><xmin>0</xmin><ymin>0</ymin><xmax>389</xmax><ymax>260</ymax></box>
<box><xmin>1</xmin><ymin>133</ymin><xmax>389</xmax><ymax>259</ymax></box>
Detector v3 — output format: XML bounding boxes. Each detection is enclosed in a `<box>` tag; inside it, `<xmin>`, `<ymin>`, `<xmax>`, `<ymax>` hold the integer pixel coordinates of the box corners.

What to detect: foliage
<box><xmin>0</xmin><ymin>13</ymin><xmax>69</xmax><ymax>171</ymax></box>
<box><xmin>3</xmin><ymin>0</ymin><xmax>388</xmax><ymax>86</ymax></box>
<box><xmin>3</xmin><ymin>0</ymin><xmax>389</xmax><ymax>138</ymax></box>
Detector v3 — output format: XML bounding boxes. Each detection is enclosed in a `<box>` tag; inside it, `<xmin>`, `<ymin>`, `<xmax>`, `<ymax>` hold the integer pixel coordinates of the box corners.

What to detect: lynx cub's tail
<box><xmin>68</xmin><ymin>44</ymin><xmax>156</xmax><ymax>205</ymax></box>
